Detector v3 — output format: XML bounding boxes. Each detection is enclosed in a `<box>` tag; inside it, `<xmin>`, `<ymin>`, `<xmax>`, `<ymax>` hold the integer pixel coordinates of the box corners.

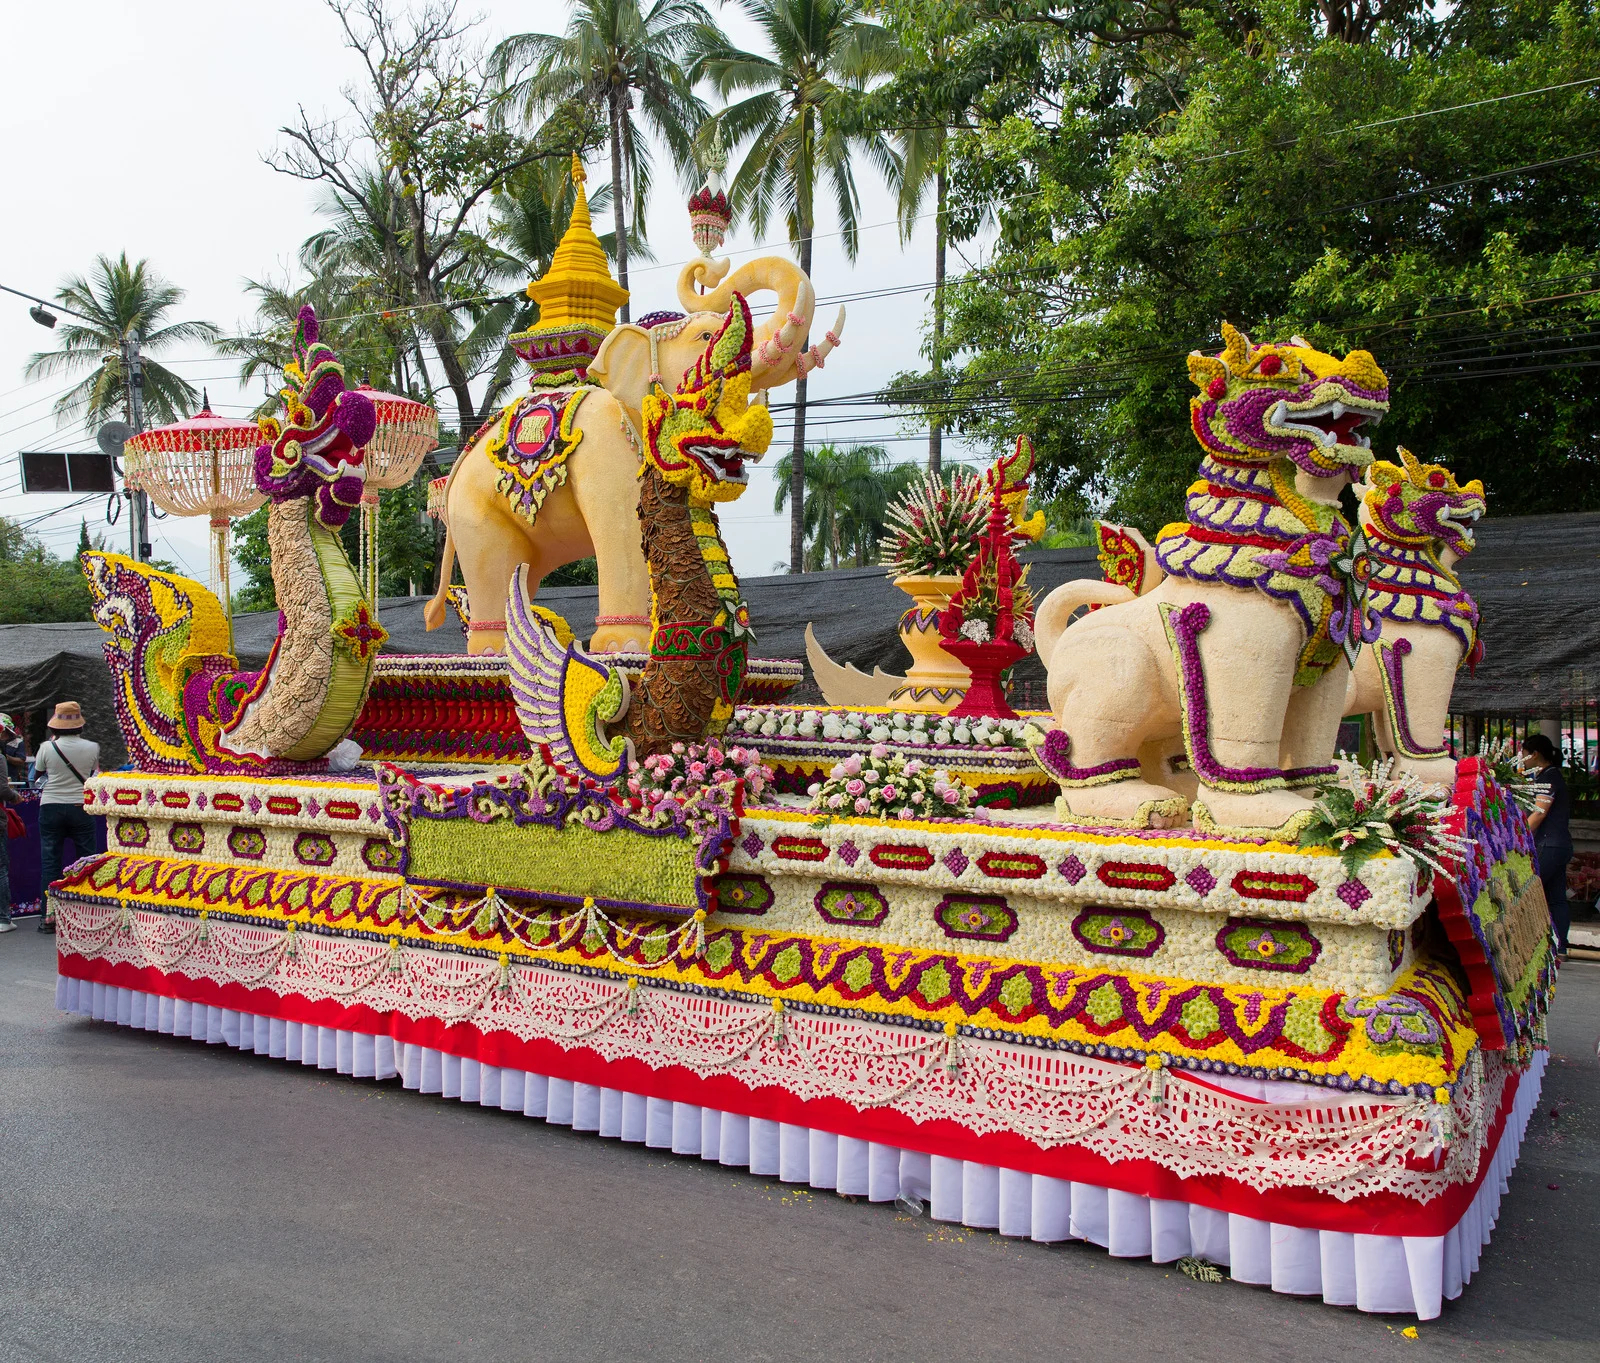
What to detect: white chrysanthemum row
<box><xmin>735</xmin><ymin>705</ymin><xmax>1045</xmax><ymax>751</ymax></box>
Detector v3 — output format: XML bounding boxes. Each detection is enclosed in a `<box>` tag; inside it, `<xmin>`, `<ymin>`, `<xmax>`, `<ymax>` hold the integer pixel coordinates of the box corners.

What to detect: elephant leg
<box><xmin>456</xmin><ymin>516</ymin><xmax>538</xmax><ymax>655</ymax></box>
<box><xmin>566</xmin><ymin>422</ymin><xmax>653</xmax><ymax>654</ymax></box>
<box><xmin>1279</xmin><ymin>660</ymin><xmax>1351</xmax><ymax>776</ymax></box>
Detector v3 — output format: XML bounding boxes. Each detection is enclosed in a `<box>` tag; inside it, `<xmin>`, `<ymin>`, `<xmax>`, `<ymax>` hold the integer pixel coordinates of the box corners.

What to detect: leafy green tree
<box><xmin>24</xmin><ymin>253</ymin><xmax>219</xmax><ymax>430</ymax></box>
<box><xmin>0</xmin><ymin>519</ymin><xmax>94</xmax><ymax>624</ymax></box>
<box><xmin>697</xmin><ymin>0</ymin><xmax>902</xmax><ymax>571</ymax></box>
<box><xmin>932</xmin><ymin>0</ymin><xmax>1600</xmax><ymax>530</ymax></box>
<box><xmin>492</xmin><ymin>0</ymin><xmax>716</xmax><ymax>320</ymax></box>
<box><xmin>272</xmin><ymin>1</ymin><xmax>580</xmax><ymax>442</ymax></box>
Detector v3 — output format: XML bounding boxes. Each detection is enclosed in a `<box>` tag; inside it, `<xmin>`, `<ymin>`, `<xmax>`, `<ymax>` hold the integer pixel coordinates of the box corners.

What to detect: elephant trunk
<box><xmin>677</xmin><ymin>257</ymin><xmax>841</xmax><ymax>388</ymax></box>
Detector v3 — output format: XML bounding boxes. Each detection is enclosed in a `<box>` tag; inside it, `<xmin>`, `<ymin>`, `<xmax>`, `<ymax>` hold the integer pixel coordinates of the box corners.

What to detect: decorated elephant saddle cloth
<box><xmin>485</xmin><ymin>388</ymin><xmax>591</xmax><ymax>525</ymax></box>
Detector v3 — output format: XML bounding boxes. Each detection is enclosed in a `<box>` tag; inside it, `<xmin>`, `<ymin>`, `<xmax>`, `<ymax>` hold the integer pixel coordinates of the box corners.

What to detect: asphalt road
<box><xmin>2</xmin><ymin>926</ymin><xmax>1596</xmax><ymax>1363</ymax></box>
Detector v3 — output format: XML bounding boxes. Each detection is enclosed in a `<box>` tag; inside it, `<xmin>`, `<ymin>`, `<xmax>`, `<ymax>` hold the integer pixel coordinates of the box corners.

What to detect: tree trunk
<box><xmin>789</xmin><ymin>214</ymin><xmax>813</xmax><ymax>574</ymax></box>
<box><xmin>609</xmin><ymin>90</ymin><xmax>630</xmax><ymax>323</ymax></box>
<box><xmin>929</xmin><ymin>159</ymin><xmax>947</xmax><ymax>477</ymax></box>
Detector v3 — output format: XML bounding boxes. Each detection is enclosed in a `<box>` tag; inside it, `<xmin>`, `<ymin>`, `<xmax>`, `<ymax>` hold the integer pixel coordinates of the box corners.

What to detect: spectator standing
<box><xmin>1521</xmin><ymin>732</ymin><xmax>1572</xmax><ymax>956</ymax></box>
<box><xmin>0</xmin><ymin>748</ymin><xmax>23</xmax><ymax>933</ymax></box>
<box><xmin>0</xmin><ymin>714</ymin><xmax>26</xmax><ymax>788</ymax></box>
<box><xmin>34</xmin><ymin>701</ymin><xmax>99</xmax><ymax>934</ymax></box>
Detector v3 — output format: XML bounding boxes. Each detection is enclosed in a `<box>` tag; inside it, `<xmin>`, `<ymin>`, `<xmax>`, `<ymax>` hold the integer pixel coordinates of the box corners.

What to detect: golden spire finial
<box><xmin>512</xmin><ymin>151</ymin><xmax>628</xmax><ymax>372</ymax></box>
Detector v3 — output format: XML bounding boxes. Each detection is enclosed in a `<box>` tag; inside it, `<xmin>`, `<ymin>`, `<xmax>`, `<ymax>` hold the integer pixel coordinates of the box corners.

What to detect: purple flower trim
<box><xmin>1033</xmin><ymin>727</ymin><xmax>1141</xmax><ymax>785</ymax></box>
<box><xmin>1378</xmin><ymin>638</ymin><xmax>1450</xmax><ymax>760</ymax></box>
<box><xmin>1163</xmin><ymin>601</ymin><xmax>1289</xmax><ymax>791</ymax></box>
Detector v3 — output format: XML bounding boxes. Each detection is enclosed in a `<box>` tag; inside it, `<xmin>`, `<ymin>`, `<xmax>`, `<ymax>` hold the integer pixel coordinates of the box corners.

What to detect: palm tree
<box><xmin>696</xmin><ymin>0</ymin><xmax>900</xmax><ymax>572</ymax></box>
<box><xmin>491</xmin><ymin>0</ymin><xmax>715</xmax><ymax>321</ymax></box>
<box><xmin>887</xmin><ymin>3</ymin><xmax>984</xmax><ymax>477</ymax></box>
<box><xmin>25</xmin><ymin>253</ymin><xmax>219</xmax><ymax>430</ymax></box>
<box><xmin>770</xmin><ymin>443</ymin><xmax>906</xmax><ymax>569</ymax></box>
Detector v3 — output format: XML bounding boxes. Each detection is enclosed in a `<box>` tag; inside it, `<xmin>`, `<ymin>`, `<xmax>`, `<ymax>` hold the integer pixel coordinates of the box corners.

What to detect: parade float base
<box><xmin>55</xmin><ymin>757</ymin><xmax>1556</xmax><ymax>1318</ymax></box>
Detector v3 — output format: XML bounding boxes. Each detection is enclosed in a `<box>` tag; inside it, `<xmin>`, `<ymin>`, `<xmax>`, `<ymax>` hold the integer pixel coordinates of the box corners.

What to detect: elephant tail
<box><xmin>1034</xmin><ymin>580</ymin><xmax>1135</xmax><ymax>661</ymax></box>
<box><xmin>424</xmin><ymin>445</ymin><xmax>472</xmax><ymax>632</ymax></box>
<box><xmin>423</xmin><ymin>524</ymin><xmax>455</xmax><ymax>632</ymax></box>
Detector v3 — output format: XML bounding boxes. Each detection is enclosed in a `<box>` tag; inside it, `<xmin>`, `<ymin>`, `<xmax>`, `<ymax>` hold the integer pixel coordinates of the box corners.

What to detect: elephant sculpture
<box><xmin>424</xmin><ymin>255</ymin><xmax>843</xmax><ymax>654</ymax></box>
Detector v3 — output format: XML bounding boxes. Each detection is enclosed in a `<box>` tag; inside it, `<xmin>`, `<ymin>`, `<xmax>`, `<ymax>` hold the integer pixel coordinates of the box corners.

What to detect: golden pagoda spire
<box><xmin>523</xmin><ymin>154</ymin><xmax>628</xmax><ymax>332</ymax></box>
<box><xmin>510</xmin><ymin>154</ymin><xmax>629</xmax><ymax>383</ymax></box>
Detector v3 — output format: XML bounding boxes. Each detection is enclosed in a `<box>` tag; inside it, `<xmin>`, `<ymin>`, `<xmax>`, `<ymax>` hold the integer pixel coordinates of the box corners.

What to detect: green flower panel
<box><xmin>935</xmin><ymin>893</ymin><xmax>1018</xmax><ymax>943</ymax></box>
<box><xmin>814</xmin><ymin>882</ymin><xmax>889</xmax><ymax>928</ymax></box>
<box><xmin>1217</xmin><ymin>918</ymin><xmax>1321</xmax><ymax>973</ymax></box>
<box><xmin>1071</xmin><ymin>907</ymin><xmax>1164</xmax><ymax>957</ymax></box>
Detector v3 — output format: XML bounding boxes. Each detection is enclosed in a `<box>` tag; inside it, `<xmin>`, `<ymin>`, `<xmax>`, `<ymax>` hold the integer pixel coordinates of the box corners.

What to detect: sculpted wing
<box><xmin>504</xmin><ymin>564</ymin><xmax>634</xmax><ymax>784</ymax></box>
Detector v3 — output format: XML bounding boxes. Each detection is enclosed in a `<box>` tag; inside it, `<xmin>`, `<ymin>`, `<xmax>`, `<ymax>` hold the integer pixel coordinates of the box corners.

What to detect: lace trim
<box><xmin>55</xmin><ymin>897</ymin><xmax>1504</xmax><ymax>1204</ymax></box>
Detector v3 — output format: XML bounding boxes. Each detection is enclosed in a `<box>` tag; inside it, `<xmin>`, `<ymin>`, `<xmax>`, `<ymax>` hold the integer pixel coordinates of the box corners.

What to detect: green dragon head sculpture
<box><xmin>1360</xmin><ymin>446</ymin><xmax>1487</xmax><ymax>560</ymax></box>
<box><xmin>641</xmin><ymin>292</ymin><xmax>772</xmax><ymax>506</ymax></box>
<box><xmin>1186</xmin><ymin>322</ymin><xmax>1391</xmax><ymax>481</ymax></box>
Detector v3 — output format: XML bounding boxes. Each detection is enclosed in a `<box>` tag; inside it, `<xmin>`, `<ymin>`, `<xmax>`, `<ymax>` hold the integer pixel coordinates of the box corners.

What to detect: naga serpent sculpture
<box><xmin>83</xmin><ymin>307</ymin><xmax>384</xmax><ymax>774</ymax></box>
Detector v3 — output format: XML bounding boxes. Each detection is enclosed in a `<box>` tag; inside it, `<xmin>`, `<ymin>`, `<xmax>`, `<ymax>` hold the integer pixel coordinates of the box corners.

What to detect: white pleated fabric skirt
<box><xmin>58</xmin><ymin>976</ymin><xmax>1541</xmax><ymax>1320</ymax></box>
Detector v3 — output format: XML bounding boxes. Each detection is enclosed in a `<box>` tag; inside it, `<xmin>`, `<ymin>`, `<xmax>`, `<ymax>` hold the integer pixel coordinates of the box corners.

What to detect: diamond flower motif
<box><xmin>306</xmin><ymin>798</ymin><xmax>321</xmax><ymax>817</ymax></box>
<box><xmin>1059</xmin><ymin>854</ymin><xmax>1086</xmax><ymax>885</ymax></box>
<box><xmin>195</xmin><ymin>793</ymin><xmax>207</xmax><ymax>811</ymax></box>
<box><xmin>740</xmin><ymin>831</ymin><xmax>764</xmax><ymax>858</ymax></box>
<box><xmin>942</xmin><ymin>847</ymin><xmax>970</xmax><ymax>877</ymax></box>
<box><xmin>1185</xmin><ymin>866</ymin><xmax>1216</xmax><ymax>897</ymax></box>
<box><xmin>837</xmin><ymin>840</ymin><xmax>860</xmax><ymax>867</ymax></box>
<box><xmin>247</xmin><ymin>794</ymin><xmax>262</xmax><ymax>814</ymax></box>
<box><xmin>1337</xmin><ymin>878</ymin><xmax>1372</xmax><ymax>909</ymax></box>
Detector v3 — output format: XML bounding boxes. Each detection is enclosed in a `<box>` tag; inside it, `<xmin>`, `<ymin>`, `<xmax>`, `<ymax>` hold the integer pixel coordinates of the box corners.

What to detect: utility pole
<box><xmin>122</xmin><ymin>330</ymin><xmax>151</xmax><ymax>561</ymax></box>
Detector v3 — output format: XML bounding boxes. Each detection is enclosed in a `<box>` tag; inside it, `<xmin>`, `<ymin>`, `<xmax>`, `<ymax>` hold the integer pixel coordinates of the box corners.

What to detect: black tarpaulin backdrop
<box><xmin>2</xmin><ymin>512</ymin><xmax>1593</xmax><ymax>767</ymax></box>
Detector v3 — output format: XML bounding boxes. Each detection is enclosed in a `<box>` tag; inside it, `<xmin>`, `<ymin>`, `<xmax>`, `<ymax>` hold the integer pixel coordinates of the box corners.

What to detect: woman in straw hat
<box><xmin>34</xmin><ymin>701</ymin><xmax>99</xmax><ymax>934</ymax></box>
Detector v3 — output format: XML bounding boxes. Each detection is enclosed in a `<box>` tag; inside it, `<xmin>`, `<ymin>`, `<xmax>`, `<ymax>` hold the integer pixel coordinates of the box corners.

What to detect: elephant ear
<box><xmin>590</xmin><ymin>323</ymin><xmax>653</xmax><ymax>423</ymax></box>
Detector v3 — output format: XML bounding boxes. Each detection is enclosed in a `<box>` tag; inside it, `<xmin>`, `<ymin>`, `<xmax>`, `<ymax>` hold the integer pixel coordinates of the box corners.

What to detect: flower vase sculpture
<box><xmin>937</xmin><ymin>468</ymin><xmax>1036</xmax><ymax>721</ymax></box>
<box><xmin>887</xmin><ymin>574</ymin><xmax>971</xmax><ymax>712</ymax></box>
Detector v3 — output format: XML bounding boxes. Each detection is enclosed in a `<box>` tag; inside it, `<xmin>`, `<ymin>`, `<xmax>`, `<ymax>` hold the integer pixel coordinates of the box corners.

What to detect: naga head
<box><xmin>1187</xmin><ymin>322</ymin><xmax>1390</xmax><ymax>482</ymax></box>
<box><xmin>641</xmin><ymin>291</ymin><xmax>773</xmax><ymax>505</ymax></box>
<box><xmin>254</xmin><ymin>306</ymin><xmax>375</xmax><ymax>528</ymax></box>
<box><xmin>1360</xmin><ymin>447</ymin><xmax>1486</xmax><ymax>559</ymax></box>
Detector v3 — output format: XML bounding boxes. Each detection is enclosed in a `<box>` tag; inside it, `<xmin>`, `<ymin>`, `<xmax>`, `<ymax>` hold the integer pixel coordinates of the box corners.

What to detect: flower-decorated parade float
<box><xmin>53</xmin><ymin>167</ymin><xmax>1554</xmax><ymax>1320</ymax></box>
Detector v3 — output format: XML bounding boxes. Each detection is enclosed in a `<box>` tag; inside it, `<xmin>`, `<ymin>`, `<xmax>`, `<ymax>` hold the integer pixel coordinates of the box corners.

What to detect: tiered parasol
<box><xmin>121</xmin><ymin>395</ymin><xmax>265</xmax><ymax>627</ymax></box>
<box><xmin>353</xmin><ymin>384</ymin><xmax>439</xmax><ymax>611</ymax></box>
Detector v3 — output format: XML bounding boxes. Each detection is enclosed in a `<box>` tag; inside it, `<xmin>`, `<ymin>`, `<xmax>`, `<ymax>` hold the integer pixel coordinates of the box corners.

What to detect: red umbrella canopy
<box><xmin>355</xmin><ymin>384</ymin><xmax>439</xmax><ymax>492</ymax></box>
<box><xmin>122</xmin><ymin>395</ymin><xmax>266</xmax><ymax>518</ymax></box>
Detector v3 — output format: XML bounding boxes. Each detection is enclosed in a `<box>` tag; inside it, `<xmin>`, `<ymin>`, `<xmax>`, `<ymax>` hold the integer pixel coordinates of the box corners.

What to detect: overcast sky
<box><xmin>0</xmin><ymin>0</ymin><xmax>996</xmax><ymax>592</ymax></box>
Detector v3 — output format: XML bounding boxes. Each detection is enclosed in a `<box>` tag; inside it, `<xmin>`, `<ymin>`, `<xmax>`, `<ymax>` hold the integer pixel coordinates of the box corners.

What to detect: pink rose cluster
<box><xmin>628</xmin><ymin>740</ymin><xmax>775</xmax><ymax>822</ymax></box>
<box><xmin>806</xmin><ymin>742</ymin><xmax>970</xmax><ymax>821</ymax></box>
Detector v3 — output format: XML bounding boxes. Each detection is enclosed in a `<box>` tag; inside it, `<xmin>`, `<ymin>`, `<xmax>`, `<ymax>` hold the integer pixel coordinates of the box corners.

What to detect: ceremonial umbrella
<box><xmin>353</xmin><ymin>385</ymin><xmax>439</xmax><ymax>611</ymax></box>
<box><xmin>121</xmin><ymin>394</ymin><xmax>265</xmax><ymax>629</ymax></box>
